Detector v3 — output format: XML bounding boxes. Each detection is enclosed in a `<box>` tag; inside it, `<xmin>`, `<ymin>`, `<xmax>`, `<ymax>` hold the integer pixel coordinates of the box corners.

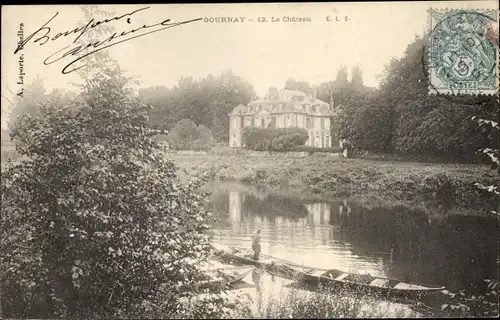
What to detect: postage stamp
<box><xmin>427</xmin><ymin>9</ymin><xmax>499</xmax><ymax>95</ymax></box>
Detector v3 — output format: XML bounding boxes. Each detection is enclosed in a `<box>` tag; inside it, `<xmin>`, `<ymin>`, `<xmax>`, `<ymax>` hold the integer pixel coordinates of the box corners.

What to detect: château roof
<box><xmin>228</xmin><ymin>89</ymin><xmax>336</xmax><ymax>117</ymax></box>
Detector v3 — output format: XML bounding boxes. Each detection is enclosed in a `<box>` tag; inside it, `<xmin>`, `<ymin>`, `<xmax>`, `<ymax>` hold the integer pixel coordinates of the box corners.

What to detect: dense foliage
<box><xmin>0</xmin><ymin>66</ymin><xmax>217</xmax><ymax>319</ymax></box>
<box><xmin>242</xmin><ymin>127</ymin><xmax>309</xmax><ymax>151</ymax></box>
<box><xmin>140</xmin><ymin>71</ymin><xmax>255</xmax><ymax>142</ymax></box>
<box><xmin>471</xmin><ymin>115</ymin><xmax>499</xmax><ymax>215</ymax></box>
<box><xmin>6</xmin><ymin>77</ymin><xmax>77</xmax><ymax>142</ymax></box>
<box><xmin>284</xmin><ymin>78</ymin><xmax>311</xmax><ymax>93</ymax></box>
<box><xmin>333</xmin><ymin>36</ymin><xmax>498</xmax><ymax>163</ymax></box>
<box><xmin>166</xmin><ymin>119</ymin><xmax>214</xmax><ymax>151</ymax></box>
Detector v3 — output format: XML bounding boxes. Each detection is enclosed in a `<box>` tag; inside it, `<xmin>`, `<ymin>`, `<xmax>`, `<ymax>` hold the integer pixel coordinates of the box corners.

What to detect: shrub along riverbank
<box><xmin>171</xmin><ymin>153</ymin><xmax>497</xmax><ymax>217</ymax></box>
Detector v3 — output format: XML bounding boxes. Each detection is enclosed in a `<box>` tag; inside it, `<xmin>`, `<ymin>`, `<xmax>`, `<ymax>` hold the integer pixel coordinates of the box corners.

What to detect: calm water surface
<box><xmin>204</xmin><ymin>182</ymin><xmax>499</xmax><ymax>295</ymax></box>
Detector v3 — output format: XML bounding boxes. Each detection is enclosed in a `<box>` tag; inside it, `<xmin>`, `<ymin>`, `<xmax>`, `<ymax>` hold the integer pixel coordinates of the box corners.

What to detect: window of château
<box><xmin>306</xmin><ymin>117</ymin><xmax>314</xmax><ymax>129</ymax></box>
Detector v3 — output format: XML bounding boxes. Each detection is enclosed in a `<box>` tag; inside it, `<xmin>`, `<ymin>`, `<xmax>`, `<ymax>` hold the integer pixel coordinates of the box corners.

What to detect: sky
<box><xmin>1</xmin><ymin>1</ymin><xmax>497</xmax><ymax>129</ymax></box>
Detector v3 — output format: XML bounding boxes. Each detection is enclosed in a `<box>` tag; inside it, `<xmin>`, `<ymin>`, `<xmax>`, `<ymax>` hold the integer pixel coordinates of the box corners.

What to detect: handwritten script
<box><xmin>14</xmin><ymin>6</ymin><xmax>202</xmax><ymax>74</ymax></box>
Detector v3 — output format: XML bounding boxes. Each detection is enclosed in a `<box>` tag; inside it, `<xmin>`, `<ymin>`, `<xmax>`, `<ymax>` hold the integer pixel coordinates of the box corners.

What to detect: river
<box><xmin>203</xmin><ymin>182</ymin><xmax>498</xmax><ymax>303</ymax></box>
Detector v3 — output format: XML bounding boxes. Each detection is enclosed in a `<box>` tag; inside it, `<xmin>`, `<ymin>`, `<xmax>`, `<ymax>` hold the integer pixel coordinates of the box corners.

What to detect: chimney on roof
<box><xmin>308</xmin><ymin>88</ymin><xmax>317</xmax><ymax>100</ymax></box>
<box><xmin>268</xmin><ymin>87</ymin><xmax>278</xmax><ymax>99</ymax></box>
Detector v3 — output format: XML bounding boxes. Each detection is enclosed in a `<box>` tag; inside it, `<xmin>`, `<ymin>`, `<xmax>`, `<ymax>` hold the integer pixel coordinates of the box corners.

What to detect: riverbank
<box><xmin>2</xmin><ymin>143</ymin><xmax>496</xmax><ymax>217</ymax></box>
<box><xmin>171</xmin><ymin>153</ymin><xmax>497</xmax><ymax>217</ymax></box>
<box><xmin>186</xmin><ymin>272</ymin><xmax>424</xmax><ymax>319</ymax></box>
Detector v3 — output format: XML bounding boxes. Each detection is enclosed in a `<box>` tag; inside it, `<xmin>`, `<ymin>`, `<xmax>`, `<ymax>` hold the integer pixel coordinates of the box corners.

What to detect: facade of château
<box><xmin>228</xmin><ymin>88</ymin><xmax>337</xmax><ymax>148</ymax></box>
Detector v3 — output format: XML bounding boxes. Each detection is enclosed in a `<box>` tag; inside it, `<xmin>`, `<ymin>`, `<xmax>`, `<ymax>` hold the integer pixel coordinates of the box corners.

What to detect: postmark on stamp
<box><xmin>427</xmin><ymin>9</ymin><xmax>498</xmax><ymax>95</ymax></box>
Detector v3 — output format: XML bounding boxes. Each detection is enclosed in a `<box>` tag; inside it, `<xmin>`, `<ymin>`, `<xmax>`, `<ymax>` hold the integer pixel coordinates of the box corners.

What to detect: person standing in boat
<box><xmin>251</xmin><ymin>229</ymin><xmax>261</xmax><ymax>260</ymax></box>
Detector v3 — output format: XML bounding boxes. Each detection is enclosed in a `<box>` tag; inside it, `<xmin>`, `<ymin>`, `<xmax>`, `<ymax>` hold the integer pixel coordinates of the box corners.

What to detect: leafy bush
<box><xmin>235</xmin><ymin>284</ymin><xmax>414</xmax><ymax>319</ymax></box>
<box><xmin>167</xmin><ymin>119</ymin><xmax>215</xmax><ymax>151</ymax></box>
<box><xmin>0</xmin><ymin>67</ymin><xmax>218</xmax><ymax>319</ymax></box>
<box><xmin>441</xmin><ymin>279</ymin><xmax>499</xmax><ymax>317</ymax></box>
<box><xmin>242</xmin><ymin>127</ymin><xmax>308</xmax><ymax>151</ymax></box>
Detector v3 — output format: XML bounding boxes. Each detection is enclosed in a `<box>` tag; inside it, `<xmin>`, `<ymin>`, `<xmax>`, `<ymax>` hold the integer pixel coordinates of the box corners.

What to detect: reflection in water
<box><xmin>252</xmin><ymin>269</ymin><xmax>263</xmax><ymax>313</ymax></box>
<box><xmin>340</xmin><ymin>199</ymin><xmax>352</xmax><ymax>217</ymax></box>
<box><xmin>208</xmin><ymin>183</ymin><xmax>499</xmax><ymax>295</ymax></box>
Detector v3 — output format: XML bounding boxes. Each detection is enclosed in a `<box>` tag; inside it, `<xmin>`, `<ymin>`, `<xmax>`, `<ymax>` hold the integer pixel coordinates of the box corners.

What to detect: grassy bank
<box><xmin>2</xmin><ymin>142</ymin><xmax>496</xmax><ymax>216</ymax></box>
<box><xmin>186</xmin><ymin>284</ymin><xmax>423</xmax><ymax>319</ymax></box>
<box><xmin>170</xmin><ymin>153</ymin><xmax>497</xmax><ymax>217</ymax></box>
<box><xmin>238</xmin><ymin>286</ymin><xmax>421</xmax><ymax>319</ymax></box>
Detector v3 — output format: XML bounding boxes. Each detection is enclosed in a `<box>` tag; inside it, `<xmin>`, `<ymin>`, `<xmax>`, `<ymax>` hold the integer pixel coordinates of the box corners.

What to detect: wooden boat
<box><xmin>279</xmin><ymin>263</ymin><xmax>446</xmax><ymax>298</ymax></box>
<box><xmin>213</xmin><ymin>243</ymin><xmax>445</xmax><ymax>298</ymax></box>
<box><xmin>196</xmin><ymin>265</ymin><xmax>255</xmax><ymax>290</ymax></box>
<box><xmin>213</xmin><ymin>243</ymin><xmax>288</xmax><ymax>269</ymax></box>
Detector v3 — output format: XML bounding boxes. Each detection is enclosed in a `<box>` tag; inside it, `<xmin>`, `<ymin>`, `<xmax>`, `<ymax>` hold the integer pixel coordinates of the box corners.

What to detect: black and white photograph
<box><xmin>1</xmin><ymin>2</ymin><xmax>498</xmax><ymax>319</ymax></box>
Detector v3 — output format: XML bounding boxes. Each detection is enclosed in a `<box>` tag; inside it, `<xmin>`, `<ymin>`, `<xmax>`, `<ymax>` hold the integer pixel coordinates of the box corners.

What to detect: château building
<box><xmin>228</xmin><ymin>87</ymin><xmax>338</xmax><ymax>148</ymax></box>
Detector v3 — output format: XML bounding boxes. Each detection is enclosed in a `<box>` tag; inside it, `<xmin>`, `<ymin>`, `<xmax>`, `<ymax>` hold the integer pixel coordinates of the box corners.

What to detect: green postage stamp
<box><xmin>428</xmin><ymin>9</ymin><xmax>498</xmax><ymax>95</ymax></box>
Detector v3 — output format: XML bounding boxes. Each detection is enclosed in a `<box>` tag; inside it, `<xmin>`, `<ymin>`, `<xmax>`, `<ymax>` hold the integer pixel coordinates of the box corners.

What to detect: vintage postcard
<box><xmin>1</xmin><ymin>2</ymin><xmax>499</xmax><ymax>319</ymax></box>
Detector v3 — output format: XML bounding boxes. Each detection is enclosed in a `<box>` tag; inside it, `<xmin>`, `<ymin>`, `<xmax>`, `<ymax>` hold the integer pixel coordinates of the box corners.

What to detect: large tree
<box><xmin>350</xmin><ymin>65</ymin><xmax>364</xmax><ymax>89</ymax></box>
<box><xmin>339</xmin><ymin>35</ymin><xmax>497</xmax><ymax>161</ymax></box>
<box><xmin>1</xmin><ymin>5</ymin><xmax>221</xmax><ymax>319</ymax></box>
<box><xmin>284</xmin><ymin>78</ymin><xmax>311</xmax><ymax>93</ymax></box>
<box><xmin>1</xmin><ymin>62</ymin><xmax>216</xmax><ymax>319</ymax></box>
<box><xmin>7</xmin><ymin>75</ymin><xmax>47</xmax><ymax>133</ymax></box>
<box><xmin>140</xmin><ymin>70</ymin><xmax>255</xmax><ymax>142</ymax></box>
<box><xmin>139</xmin><ymin>86</ymin><xmax>172</xmax><ymax>130</ymax></box>
<box><xmin>314</xmin><ymin>64</ymin><xmax>375</xmax><ymax>149</ymax></box>
<box><xmin>336</xmin><ymin>66</ymin><xmax>348</xmax><ymax>86</ymax></box>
